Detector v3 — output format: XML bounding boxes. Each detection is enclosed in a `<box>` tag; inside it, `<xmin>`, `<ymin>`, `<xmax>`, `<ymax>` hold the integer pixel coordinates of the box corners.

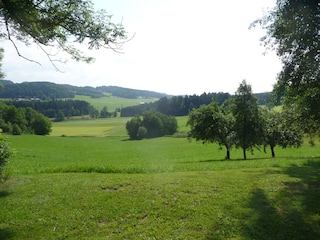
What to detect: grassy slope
<box><xmin>73</xmin><ymin>94</ymin><xmax>159</xmax><ymax>111</ymax></box>
<box><xmin>1</xmin><ymin>118</ymin><xmax>320</xmax><ymax>239</ymax></box>
<box><xmin>51</xmin><ymin>116</ymin><xmax>190</xmax><ymax>137</ymax></box>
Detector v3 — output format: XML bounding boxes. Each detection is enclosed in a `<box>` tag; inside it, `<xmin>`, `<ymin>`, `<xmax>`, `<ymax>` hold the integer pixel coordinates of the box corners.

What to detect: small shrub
<box><xmin>0</xmin><ymin>136</ymin><xmax>13</xmax><ymax>178</ymax></box>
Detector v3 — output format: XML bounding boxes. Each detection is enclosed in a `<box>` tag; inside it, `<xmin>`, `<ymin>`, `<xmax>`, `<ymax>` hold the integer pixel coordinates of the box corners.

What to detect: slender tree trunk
<box><xmin>270</xmin><ymin>145</ymin><xmax>275</xmax><ymax>158</ymax></box>
<box><xmin>243</xmin><ymin>148</ymin><xmax>247</xmax><ymax>160</ymax></box>
<box><xmin>225</xmin><ymin>146</ymin><xmax>230</xmax><ymax>160</ymax></box>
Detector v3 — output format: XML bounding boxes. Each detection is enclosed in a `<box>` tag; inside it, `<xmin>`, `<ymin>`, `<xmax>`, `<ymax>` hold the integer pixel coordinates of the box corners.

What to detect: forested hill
<box><xmin>0</xmin><ymin>80</ymin><xmax>271</xmax><ymax>106</ymax></box>
<box><xmin>0</xmin><ymin>80</ymin><xmax>169</xmax><ymax>99</ymax></box>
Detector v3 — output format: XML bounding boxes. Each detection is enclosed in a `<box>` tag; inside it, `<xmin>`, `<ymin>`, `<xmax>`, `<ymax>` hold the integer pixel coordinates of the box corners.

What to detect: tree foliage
<box><xmin>0</xmin><ymin>102</ymin><xmax>51</xmax><ymax>135</ymax></box>
<box><xmin>7</xmin><ymin>99</ymin><xmax>97</xmax><ymax>118</ymax></box>
<box><xmin>187</xmin><ymin>81</ymin><xmax>304</xmax><ymax>160</ymax></box>
<box><xmin>252</xmin><ymin>0</ymin><xmax>320</xmax><ymax>127</ymax></box>
<box><xmin>31</xmin><ymin>113</ymin><xmax>52</xmax><ymax>135</ymax></box>
<box><xmin>126</xmin><ymin>111</ymin><xmax>177</xmax><ymax>140</ymax></box>
<box><xmin>187</xmin><ymin>102</ymin><xmax>235</xmax><ymax>159</ymax></box>
<box><xmin>0</xmin><ymin>135</ymin><xmax>13</xmax><ymax>177</ymax></box>
<box><xmin>126</xmin><ymin>115</ymin><xmax>142</xmax><ymax>140</ymax></box>
<box><xmin>121</xmin><ymin>93</ymin><xmax>232</xmax><ymax>117</ymax></box>
<box><xmin>263</xmin><ymin>107</ymin><xmax>303</xmax><ymax>157</ymax></box>
<box><xmin>0</xmin><ymin>0</ymin><xmax>127</xmax><ymax>67</ymax></box>
<box><xmin>232</xmin><ymin>81</ymin><xmax>265</xmax><ymax>159</ymax></box>
<box><xmin>0</xmin><ymin>81</ymin><xmax>169</xmax><ymax>99</ymax></box>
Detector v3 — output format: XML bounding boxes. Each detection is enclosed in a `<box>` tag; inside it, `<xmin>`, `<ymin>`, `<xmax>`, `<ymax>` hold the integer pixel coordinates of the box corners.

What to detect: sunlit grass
<box><xmin>50</xmin><ymin>116</ymin><xmax>189</xmax><ymax>137</ymax></box>
<box><xmin>73</xmin><ymin>94</ymin><xmax>158</xmax><ymax>111</ymax></box>
<box><xmin>1</xmin><ymin>117</ymin><xmax>320</xmax><ymax>239</ymax></box>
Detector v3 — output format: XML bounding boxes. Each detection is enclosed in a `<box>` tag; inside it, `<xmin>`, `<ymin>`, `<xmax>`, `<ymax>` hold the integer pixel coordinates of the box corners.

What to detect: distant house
<box><xmin>14</xmin><ymin>97</ymin><xmax>41</xmax><ymax>102</ymax></box>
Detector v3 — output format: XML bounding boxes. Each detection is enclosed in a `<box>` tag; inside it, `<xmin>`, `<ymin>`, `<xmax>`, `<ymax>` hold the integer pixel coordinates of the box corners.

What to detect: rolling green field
<box><xmin>73</xmin><ymin>95</ymin><xmax>159</xmax><ymax>111</ymax></box>
<box><xmin>1</xmin><ymin>117</ymin><xmax>320</xmax><ymax>239</ymax></box>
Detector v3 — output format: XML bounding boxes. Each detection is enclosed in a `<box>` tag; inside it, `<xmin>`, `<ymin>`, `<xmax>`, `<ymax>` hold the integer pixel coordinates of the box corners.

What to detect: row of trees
<box><xmin>126</xmin><ymin>111</ymin><xmax>177</xmax><ymax>140</ymax></box>
<box><xmin>121</xmin><ymin>92</ymin><xmax>271</xmax><ymax>117</ymax></box>
<box><xmin>0</xmin><ymin>102</ymin><xmax>52</xmax><ymax>135</ymax></box>
<box><xmin>89</xmin><ymin>106</ymin><xmax>118</xmax><ymax>119</ymax></box>
<box><xmin>8</xmin><ymin>99</ymin><xmax>96</xmax><ymax>118</ymax></box>
<box><xmin>188</xmin><ymin>81</ymin><xmax>303</xmax><ymax>160</ymax></box>
<box><xmin>121</xmin><ymin>92</ymin><xmax>232</xmax><ymax>117</ymax></box>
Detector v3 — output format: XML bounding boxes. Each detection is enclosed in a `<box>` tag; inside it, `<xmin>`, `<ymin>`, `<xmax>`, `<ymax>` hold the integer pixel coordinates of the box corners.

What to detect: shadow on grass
<box><xmin>0</xmin><ymin>191</ymin><xmax>9</xmax><ymax>198</ymax></box>
<box><xmin>242</xmin><ymin>159</ymin><xmax>320</xmax><ymax>240</ymax></box>
<box><xmin>0</xmin><ymin>190</ymin><xmax>12</xmax><ymax>239</ymax></box>
<box><xmin>0</xmin><ymin>229</ymin><xmax>13</xmax><ymax>240</ymax></box>
<box><xmin>201</xmin><ymin>156</ymin><xmax>320</xmax><ymax>163</ymax></box>
<box><xmin>206</xmin><ymin>158</ymin><xmax>320</xmax><ymax>239</ymax></box>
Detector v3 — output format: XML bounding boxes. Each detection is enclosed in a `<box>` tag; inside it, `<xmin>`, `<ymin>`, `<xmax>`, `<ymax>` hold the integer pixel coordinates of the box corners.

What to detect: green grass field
<box><xmin>73</xmin><ymin>95</ymin><xmax>159</xmax><ymax>111</ymax></box>
<box><xmin>1</xmin><ymin>117</ymin><xmax>320</xmax><ymax>239</ymax></box>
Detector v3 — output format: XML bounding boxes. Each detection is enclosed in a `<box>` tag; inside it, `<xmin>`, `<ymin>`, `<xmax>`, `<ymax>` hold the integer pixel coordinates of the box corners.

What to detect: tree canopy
<box><xmin>0</xmin><ymin>0</ymin><xmax>127</xmax><ymax>68</ymax></box>
<box><xmin>126</xmin><ymin>111</ymin><xmax>177</xmax><ymax>140</ymax></box>
<box><xmin>187</xmin><ymin>102</ymin><xmax>235</xmax><ymax>160</ymax></box>
<box><xmin>263</xmin><ymin>107</ymin><xmax>303</xmax><ymax>158</ymax></box>
<box><xmin>252</xmin><ymin>0</ymin><xmax>320</xmax><ymax>128</ymax></box>
<box><xmin>232</xmin><ymin>80</ymin><xmax>265</xmax><ymax>160</ymax></box>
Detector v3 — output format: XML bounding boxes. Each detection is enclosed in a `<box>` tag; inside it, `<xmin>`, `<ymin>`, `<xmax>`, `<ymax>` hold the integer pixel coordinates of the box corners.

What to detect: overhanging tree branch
<box><xmin>0</xmin><ymin>0</ymin><xmax>128</xmax><ymax>69</ymax></box>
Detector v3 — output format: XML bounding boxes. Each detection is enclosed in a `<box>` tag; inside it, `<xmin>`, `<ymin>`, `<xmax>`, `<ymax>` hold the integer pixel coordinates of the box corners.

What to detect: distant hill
<box><xmin>0</xmin><ymin>80</ymin><xmax>169</xmax><ymax>100</ymax></box>
<box><xmin>0</xmin><ymin>80</ymin><xmax>272</xmax><ymax>107</ymax></box>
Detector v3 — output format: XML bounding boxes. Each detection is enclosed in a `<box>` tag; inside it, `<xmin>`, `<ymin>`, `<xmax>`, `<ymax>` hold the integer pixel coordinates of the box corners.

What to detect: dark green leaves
<box><xmin>253</xmin><ymin>0</ymin><xmax>320</xmax><ymax>127</ymax></box>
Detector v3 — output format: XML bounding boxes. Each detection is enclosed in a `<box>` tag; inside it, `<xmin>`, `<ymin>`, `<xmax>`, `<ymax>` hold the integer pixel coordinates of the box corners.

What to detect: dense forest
<box><xmin>5</xmin><ymin>99</ymin><xmax>98</xmax><ymax>119</ymax></box>
<box><xmin>0</xmin><ymin>80</ymin><xmax>169</xmax><ymax>99</ymax></box>
<box><xmin>120</xmin><ymin>92</ymin><xmax>271</xmax><ymax>117</ymax></box>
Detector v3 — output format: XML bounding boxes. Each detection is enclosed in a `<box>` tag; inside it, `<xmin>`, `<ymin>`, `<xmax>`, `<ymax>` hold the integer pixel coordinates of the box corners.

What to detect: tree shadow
<box><xmin>0</xmin><ymin>191</ymin><xmax>10</xmax><ymax>198</ymax></box>
<box><xmin>0</xmin><ymin>190</ymin><xmax>12</xmax><ymax>239</ymax></box>
<box><xmin>242</xmin><ymin>188</ymin><xmax>317</xmax><ymax>240</ymax></box>
<box><xmin>205</xmin><ymin>158</ymin><xmax>320</xmax><ymax>239</ymax></box>
<box><xmin>0</xmin><ymin>229</ymin><xmax>13</xmax><ymax>240</ymax></box>
<box><xmin>241</xmin><ymin>159</ymin><xmax>320</xmax><ymax>239</ymax></box>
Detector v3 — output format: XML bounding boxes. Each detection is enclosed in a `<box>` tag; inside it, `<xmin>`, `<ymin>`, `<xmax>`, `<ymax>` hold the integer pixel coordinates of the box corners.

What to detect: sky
<box><xmin>1</xmin><ymin>0</ymin><xmax>281</xmax><ymax>96</ymax></box>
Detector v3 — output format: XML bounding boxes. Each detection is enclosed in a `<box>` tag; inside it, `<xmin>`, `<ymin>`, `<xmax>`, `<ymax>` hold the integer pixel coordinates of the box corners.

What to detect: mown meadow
<box><xmin>1</xmin><ymin>117</ymin><xmax>320</xmax><ymax>239</ymax></box>
<box><xmin>73</xmin><ymin>95</ymin><xmax>159</xmax><ymax>111</ymax></box>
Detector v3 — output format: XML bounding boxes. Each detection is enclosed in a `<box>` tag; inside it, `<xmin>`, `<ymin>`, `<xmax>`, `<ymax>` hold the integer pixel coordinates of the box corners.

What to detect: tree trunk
<box><xmin>243</xmin><ymin>148</ymin><xmax>247</xmax><ymax>160</ymax></box>
<box><xmin>271</xmin><ymin>145</ymin><xmax>275</xmax><ymax>158</ymax></box>
<box><xmin>225</xmin><ymin>146</ymin><xmax>230</xmax><ymax>160</ymax></box>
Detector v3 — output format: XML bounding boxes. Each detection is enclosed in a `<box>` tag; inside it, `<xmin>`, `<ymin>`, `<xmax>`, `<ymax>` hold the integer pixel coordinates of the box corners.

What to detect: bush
<box><xmin>0</xmin><ymin>136</ymin><xmax>13</xmax><ymax>177</ymax></box>
<box><xmin>32</xmin><ymin>114</ymin><xmax>52</xmax><ymax>135</ymax></box>
<box><xmin>126</xmin><ymin>111</ymin><xmax>178</xmax><ymax>139</ymax></box>
<box><xmin>126</xmin><ymin>116</ymin><xmax>142</xmax><ymax>140</ymax></box>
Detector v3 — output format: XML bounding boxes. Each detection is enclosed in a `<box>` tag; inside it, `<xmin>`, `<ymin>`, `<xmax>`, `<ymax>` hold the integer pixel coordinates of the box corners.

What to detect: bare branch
<box><xmin>5</xmin><ymin>19</ymin><xmax>41</xmax><ymax>65</ymax></box>
<box><xmin>35</xmin><ymin>41</ymin><xmax>66</xmax><ymax>72</ymax></box>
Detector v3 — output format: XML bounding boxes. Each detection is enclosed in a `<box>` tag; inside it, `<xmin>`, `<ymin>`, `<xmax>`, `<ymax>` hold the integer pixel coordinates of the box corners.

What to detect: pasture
<box><xmin>73</xmin><ymin>95</ymin><xmax>159</xmax><ymax>111</ymax></box>
<box><xmin>1</xmin><ymin>117</ymin><xmax>320</xmax><ymax>239</ymax></box>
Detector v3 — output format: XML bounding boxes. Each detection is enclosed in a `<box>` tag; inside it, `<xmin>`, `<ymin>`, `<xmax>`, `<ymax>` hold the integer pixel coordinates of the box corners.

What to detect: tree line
<box><xmin>121</xmin><ymin>92</ymin><xmax>271</xmax><ymax>117</ymax></box>
<box><xmin>121</xmin><ymin>92</ymin><xmax>232</xmax><ymax>117</ymax></box>
<box><xmin>188</xmin><ymin>81</ymin><xmax>303</xmax><ymax>160</ymax></box>
<box><xmin>0</xmin><ymin>102</ymin><xmax>52</xmax><ymax>135</ymax></box>
<box><xmin>0</xmin><ymin>80</ymin><xmax>169</xmax><ymax>100</ymax></box>
<box><xmin>7</xmin><ymin>99</ymin><xmax>97</xmax><ymax>119</ymax></box>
